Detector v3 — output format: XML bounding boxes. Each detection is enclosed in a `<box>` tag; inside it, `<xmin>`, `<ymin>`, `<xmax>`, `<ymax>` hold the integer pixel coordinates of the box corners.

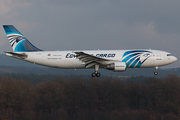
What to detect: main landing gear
<box><xmin>92</xmin><ymin>72</ymin><xmax>101</xmax><ymax>77</ymax></box>
<box><xmin>154</xmin><ymin>66</ymin><xmax>158</xmax><ymax>75</ymax></box>
<box><xmin>92</xmin><ymin>65</ymin><xmax>101</xmax><ymax>77</ymax></box>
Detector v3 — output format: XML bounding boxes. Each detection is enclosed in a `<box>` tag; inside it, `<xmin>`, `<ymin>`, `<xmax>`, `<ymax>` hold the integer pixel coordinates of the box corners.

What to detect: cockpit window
<box><xmin>167</xmin><ymin>54</ymin><xmax>172</xmax><ymax>56</ymax></box>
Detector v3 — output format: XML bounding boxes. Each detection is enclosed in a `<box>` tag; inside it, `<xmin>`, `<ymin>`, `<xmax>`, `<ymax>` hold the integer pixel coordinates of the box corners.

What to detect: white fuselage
<box><xmin>3</xmin><ymin>25</ymin><xmax>177</xmax><ymax>76</ymax></box>
<box><xmin>12</xmin><ymin>49</ymin><xmax>177</xmax><ymax>69</ymax></box>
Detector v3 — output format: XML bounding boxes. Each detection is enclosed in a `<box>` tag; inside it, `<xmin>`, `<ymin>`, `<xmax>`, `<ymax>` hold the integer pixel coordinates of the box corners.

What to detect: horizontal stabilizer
<box><xmin>4</xmin><ymin>51</ymin><xmax>28</xmax><ymax>59</ymax></box>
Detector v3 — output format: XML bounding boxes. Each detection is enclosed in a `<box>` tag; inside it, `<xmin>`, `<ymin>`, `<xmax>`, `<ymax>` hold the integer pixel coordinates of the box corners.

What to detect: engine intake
<box><xmin>107</xmin><ymin>62</ymin><xmax>126</xmax><ymax>72</ymax></box>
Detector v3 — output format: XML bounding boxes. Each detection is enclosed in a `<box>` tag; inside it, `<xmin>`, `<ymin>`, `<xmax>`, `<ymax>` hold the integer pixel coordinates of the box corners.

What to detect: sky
<box><xmin>0</xmin><ymin>0</ymin><xmax>179</xmax><ymax>68</ymax></box>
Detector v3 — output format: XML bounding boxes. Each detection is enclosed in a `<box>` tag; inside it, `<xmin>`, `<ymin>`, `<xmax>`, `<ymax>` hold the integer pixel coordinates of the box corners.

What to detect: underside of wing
<box><xmin>74</xmin><ymin>51</ymin><xmax>119</xmax><ymax>68</ymax></box>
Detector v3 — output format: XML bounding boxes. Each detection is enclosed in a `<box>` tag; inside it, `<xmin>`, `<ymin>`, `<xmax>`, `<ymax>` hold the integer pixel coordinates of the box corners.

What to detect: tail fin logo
<box><xmin>14</xmin><ymin>36</ymin><xmax>25</xmax><ymax>42</ymax></box>
<box><xmin>8</xmin><ymin>35</ymin><xmax>26</xmax><ymax>49</ymax></box>
<box><xmin>3</xmin><ymin>25</ymin><xmax>42</xmax><ymax>52</ymax></box>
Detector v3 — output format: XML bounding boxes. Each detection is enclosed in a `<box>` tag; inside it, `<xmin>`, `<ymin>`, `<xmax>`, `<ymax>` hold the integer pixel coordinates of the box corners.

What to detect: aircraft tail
<box><xmin>3</xmin><ymin>25</ymin><xmax>42</xmax><ymax>52</ymax></box>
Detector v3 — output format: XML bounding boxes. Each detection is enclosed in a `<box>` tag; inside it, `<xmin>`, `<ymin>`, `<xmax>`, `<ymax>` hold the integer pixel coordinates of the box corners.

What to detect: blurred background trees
<box><xmin>0</xmin><ymin>75</ymin><xmax>179</xmax><ymax>120</ymax></box>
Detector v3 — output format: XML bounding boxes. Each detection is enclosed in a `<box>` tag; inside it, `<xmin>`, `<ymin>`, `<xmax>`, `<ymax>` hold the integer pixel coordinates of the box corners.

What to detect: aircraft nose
<box><xmin>172</xmin><ymin>56</ymin><xmax>177</xmax><ymax>63</ymax></box>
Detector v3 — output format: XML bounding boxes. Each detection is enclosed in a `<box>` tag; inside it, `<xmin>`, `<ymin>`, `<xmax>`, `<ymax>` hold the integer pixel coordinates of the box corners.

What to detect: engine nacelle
<box><xmin>106</xmin><ymin>62</ymin><xmax>126</xmax><ymax>72</ymax></box>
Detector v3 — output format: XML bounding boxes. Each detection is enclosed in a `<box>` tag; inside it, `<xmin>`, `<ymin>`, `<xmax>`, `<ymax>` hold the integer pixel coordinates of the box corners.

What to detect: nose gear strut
<box><xmin>154</xmin><ymin>66</ymin><xmax>158</xmax><ymax>75</ymax></box>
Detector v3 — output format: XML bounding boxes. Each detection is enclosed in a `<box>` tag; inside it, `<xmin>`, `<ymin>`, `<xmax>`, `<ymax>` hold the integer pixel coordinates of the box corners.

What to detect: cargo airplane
<box><xmin>3</xmin><ymin>25</ymin><xmax>177</xmax><ymax>77</ymax></box>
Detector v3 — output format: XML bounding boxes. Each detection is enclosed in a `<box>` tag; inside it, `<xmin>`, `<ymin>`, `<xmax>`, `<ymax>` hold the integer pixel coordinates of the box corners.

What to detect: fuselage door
<box><xmin>156</xmin><ymin>52</ymin><xmax>161</xmax><ymax>60</ymax></box>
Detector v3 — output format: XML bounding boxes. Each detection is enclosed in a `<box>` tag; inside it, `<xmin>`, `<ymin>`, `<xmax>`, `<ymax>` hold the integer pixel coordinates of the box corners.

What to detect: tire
<box><xmin>96</xmin><ymin>73</ymin><xmax>101</xmax><ymax>77</ymax></box>
<box><xmin>92</xmin><ymin>73</ymin><xmax>96</xmax><ymax>77</ymax></box>
<box><xmin>154</xmin><ymin>72</ymin><xmax>158</xmax><ymax>75</ymax></box>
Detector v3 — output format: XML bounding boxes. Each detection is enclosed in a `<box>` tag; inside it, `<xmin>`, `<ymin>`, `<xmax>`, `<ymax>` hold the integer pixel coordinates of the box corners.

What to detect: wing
<box><xmin>74</xmin><ymin>51</ymin><xmax>119</xmax><ymax>68</ymax></box>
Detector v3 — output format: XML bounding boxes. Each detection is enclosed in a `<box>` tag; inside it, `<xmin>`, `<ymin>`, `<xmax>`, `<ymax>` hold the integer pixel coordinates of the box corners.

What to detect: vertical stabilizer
<box><xmin>3</xmin><ymin>25</ymin><xmax>42</xmax><ymax>52</ymax></box>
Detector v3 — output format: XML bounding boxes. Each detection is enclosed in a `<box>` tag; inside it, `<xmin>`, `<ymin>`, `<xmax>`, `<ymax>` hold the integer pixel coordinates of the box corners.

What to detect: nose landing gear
<box><xmin>92</xmin><ymin>64</ymin><xmax>101</xmax><ymax>77</ymax></box>
<box><xmin>154</xmin><ymin>66</ymin><xmax>158</xmax><ymax>75</ymax></box>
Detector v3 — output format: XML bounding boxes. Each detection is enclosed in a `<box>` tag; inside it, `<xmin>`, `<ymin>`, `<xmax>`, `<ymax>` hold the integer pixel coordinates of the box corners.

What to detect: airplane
<box><xmin>3</xmin><ymin>25</ymin><xmax>177</xmax><ymax>77</ymax></box>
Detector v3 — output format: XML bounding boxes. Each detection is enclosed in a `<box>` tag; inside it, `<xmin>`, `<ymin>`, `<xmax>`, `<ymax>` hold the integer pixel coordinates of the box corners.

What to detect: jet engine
<box><xmin>106</xmin><ymin>62</ymin><xmax>126</xmax><ymax>72</ymax></box>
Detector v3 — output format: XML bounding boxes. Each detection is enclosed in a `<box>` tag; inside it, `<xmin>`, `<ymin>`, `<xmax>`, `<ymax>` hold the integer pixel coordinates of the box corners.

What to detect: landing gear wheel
<box><xmin>92</xmin><ymin>73</ymin><xmax>96</xmax><ymax>77</ymax></box>
<box><xmin>154</xmin><ymin>71</ymin><xmax>158</xmax><ymax>75</ymax></box>
<box><xmin>96</xmin><ymin>72</ymin><xmax>101</xmax><ymax>77</ymax></box>
<box><xmin>91</xmin><ymin>64</ymin><xmax>101</xmax><ymax>77</ymax></box>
